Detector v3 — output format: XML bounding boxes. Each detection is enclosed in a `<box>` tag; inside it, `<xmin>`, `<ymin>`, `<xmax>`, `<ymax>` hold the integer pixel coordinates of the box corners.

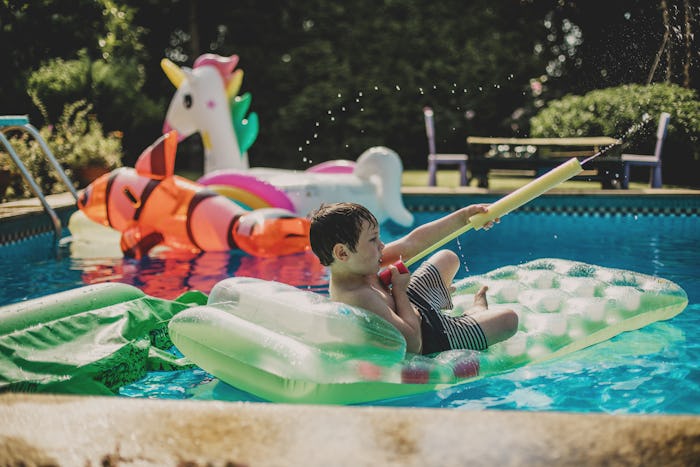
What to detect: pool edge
<box><xmin>1</xmin><ymin>393</ymin><xmax>699</xmax><ymax>466</ymax></box>
<box><xmin>2</xmin><ymin>189</ymin><xmax>699</xmax><ymax>247</ymax></box>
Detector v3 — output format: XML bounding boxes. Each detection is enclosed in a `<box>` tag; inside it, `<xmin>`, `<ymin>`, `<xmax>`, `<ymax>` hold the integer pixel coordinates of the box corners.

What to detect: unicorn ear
<box><xmin>161</xmin><ymin>58</ymin><xmax>186</xmax><ymax>88</ymax></box>
<box><xmin>135</xmin><ymin>131</ymin><xmax>179</xmax><ymax>180</ymax></box>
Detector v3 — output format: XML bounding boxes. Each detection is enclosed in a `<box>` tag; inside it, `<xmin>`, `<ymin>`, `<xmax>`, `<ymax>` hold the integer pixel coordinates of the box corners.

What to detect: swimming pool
<box><xmin>1</xmin><ymin>193</ymin><xmax>698</xmax><ymax>414</ymax></box>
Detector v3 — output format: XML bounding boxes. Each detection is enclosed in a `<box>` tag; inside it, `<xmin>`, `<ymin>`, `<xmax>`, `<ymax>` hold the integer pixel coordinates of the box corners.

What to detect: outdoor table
<box><xmin>466</xmin><ymin>136</ymin><xmax>623</xmax><ymax>188</ymax></box>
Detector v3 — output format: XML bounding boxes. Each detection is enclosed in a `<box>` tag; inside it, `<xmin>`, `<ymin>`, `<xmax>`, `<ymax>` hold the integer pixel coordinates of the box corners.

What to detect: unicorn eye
<box><xmin>184</xmin><ymin>94</ymin><xmax>192</xmax><ymax>108</ymax></box>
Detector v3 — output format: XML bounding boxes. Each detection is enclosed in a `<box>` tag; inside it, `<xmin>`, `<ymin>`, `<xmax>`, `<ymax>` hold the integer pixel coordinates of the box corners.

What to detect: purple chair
<box><xmin>621</xmin><ymin>113</ymin><xmax>670</xmax><ymax>189</ymax></box>
<box><xmin>424</xmin><ymin>107</ymin><xmax>468</xmax><ymax>186</ymax></box>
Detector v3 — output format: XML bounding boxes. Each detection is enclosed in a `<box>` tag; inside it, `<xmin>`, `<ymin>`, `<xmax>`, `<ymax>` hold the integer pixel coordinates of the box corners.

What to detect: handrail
<box><xmin>0</xmin><ymin>115</ymin><xmax>79</xmax><ymax>243</ymax></box>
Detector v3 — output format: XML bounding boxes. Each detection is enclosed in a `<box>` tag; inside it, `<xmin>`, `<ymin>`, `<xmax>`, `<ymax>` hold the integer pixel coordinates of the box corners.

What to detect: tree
<box><xmin>2</xmin><ymin>0</ymin><xmax>697</xmax><ymax>173</ymax></box>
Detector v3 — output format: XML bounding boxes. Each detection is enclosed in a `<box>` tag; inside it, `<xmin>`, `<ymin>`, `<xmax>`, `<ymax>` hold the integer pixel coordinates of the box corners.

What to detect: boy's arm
<box><xmin>346</xmin><ymin>286</ymin><xmax>422</xmax><ymax>354</ymax></box>
<box><xmin>390</xmin><ymin>287</ymin><xmax>423</xmax><ymax>354</ymax></box>
<box><xmin>381</xmin><ymin>204</ymin><xmax>498</xmax><ymax>265</ymax></box>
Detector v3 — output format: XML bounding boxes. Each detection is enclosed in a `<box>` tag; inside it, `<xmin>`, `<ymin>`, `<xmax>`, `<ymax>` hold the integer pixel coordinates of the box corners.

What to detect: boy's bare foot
<box><xmin>474</xmin><ymin>285</ymin><xmax>489</xmax><ymax>309</ymax></box>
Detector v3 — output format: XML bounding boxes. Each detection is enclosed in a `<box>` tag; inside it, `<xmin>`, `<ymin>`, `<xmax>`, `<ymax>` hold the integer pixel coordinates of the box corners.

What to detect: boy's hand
<box><xmin>389</xmin><ymin>264</ymin><xmax>411</xmax><ymax>293</ymax></box>
<box><xmin>465</xmin><ymin>204</ymin><xmax>500</xmax><ymax>230</ymax></box>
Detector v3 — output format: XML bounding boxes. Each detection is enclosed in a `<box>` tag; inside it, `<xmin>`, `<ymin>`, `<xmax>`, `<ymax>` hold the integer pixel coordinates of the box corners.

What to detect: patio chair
<box><xmin>621</xmin><ymin>112</ymin><xmax>670</xmax><ymax>189</ymax></box>
<box><xmin>424</xmin><ymin>107</ymin><xmax>469</xmax><ymax>186</ymax></box>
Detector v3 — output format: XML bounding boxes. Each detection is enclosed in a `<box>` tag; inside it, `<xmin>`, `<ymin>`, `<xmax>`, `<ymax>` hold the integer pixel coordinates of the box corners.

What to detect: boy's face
<box><xmin>343</xmin><ymin>220</ymin><xmax>384</xmax><ymax>274</ymax></box>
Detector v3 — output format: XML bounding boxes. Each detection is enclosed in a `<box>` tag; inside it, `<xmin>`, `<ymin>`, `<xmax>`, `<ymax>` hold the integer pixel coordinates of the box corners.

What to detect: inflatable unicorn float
<box><xmin>160</xmin><ymin>53</ymin><xmax>413</xmax><ymax>227</ymax></box>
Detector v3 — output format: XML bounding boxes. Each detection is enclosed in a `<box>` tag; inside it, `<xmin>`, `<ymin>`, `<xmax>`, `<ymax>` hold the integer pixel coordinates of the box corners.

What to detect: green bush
<box><xmin>0</xmin><ymin>100</ymin><xmax>123</xmax><ymax>200</ymax></box>
<box><xmin>26</xmin><ymin>49</ymin><xmax>162</xmax><ymax>159</ymax></box>
<box><xmin>530</xmin><ymin>84</ymin><xmax>700</xmax><ymax>186</ymax></box>
<box><xmin>26</xmin><ymin>51</ymin><xmax>93</xmax><ymax>125</ymax></box>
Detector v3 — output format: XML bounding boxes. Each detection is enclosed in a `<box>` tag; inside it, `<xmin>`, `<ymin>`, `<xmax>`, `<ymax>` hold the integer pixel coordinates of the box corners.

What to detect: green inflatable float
<box><xmin>0</xmin><ymin>283</ymin><xmax>206</xmax><ymax>395</ymax></box>
<box><xmin>168</xmin><ymin>258</ymin><xmax>688</xmax><ymax>405</ymax></box>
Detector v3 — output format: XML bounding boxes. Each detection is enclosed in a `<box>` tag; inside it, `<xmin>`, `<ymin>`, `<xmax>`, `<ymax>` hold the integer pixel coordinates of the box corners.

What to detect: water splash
<box><xmin>620</xmin><ymin>112</ymin><xmax>653</xmax><ymax>141</ymax></box>
<box><xmin>581</xmin><ymin>113</ymin><xmax>655</xmax><ymax>166</ymax></box>
<box><xmin>295</xmin><ymin>75</ymin><xmax>518</xmax><ymax>164</ymax></box>
<box><xmin>455</xmin><ymin>238</ymin><xmax>470</xmax><ymax>273</ymax></box>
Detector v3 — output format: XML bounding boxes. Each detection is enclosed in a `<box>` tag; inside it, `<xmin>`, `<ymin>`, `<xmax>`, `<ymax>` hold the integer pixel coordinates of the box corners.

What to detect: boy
<box><xmin>309</xmin><ymin>202</ymin><xmax>518</xmax><ymax>355</ymax></box>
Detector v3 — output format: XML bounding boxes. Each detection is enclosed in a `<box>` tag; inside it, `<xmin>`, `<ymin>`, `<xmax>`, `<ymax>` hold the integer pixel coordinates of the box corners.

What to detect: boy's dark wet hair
<box><xmin>309</xmin><ymin>202</ymin><xmax>379</xmax><ymax>266</ymax></box>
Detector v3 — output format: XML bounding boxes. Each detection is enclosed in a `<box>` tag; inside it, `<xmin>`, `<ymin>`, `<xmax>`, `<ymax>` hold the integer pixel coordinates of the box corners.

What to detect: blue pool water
<box><xmin>1</xmin><ymin>203</ymin><xmax>698</xmax><ymax>414</ymax></box>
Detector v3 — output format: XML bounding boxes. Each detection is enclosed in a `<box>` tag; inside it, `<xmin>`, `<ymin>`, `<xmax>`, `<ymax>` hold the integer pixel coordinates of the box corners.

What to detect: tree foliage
<box><xmin>1</xmin><ymin>0</ymin><xmax>698</xmax><ymax>181</ymax></box>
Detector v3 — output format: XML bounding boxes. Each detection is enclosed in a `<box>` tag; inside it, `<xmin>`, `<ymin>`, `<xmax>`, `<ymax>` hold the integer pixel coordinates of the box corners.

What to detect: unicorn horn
<box><xmin>161</xmin><ymin>58</ymin><xmax>186</xmax><ymax>88</ymax></box>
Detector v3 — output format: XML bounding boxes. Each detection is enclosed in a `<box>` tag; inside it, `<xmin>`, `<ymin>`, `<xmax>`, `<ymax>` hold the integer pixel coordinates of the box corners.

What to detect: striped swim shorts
<box><xmin>406</xmin><ymin>262</ymin><xmax>488</xmax><ymax>354</ymax></box>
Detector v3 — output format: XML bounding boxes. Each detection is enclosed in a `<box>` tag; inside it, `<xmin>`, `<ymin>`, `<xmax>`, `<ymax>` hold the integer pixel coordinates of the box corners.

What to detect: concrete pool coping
<box><xmin>2</xmin><ymin>393</ymin><xmax>699</xmax><ymax>466</ymax></box>
<box><xmin>1</xmin><ymin>189</ymin><xmax>699</xmax><ymax>465</ymax></box>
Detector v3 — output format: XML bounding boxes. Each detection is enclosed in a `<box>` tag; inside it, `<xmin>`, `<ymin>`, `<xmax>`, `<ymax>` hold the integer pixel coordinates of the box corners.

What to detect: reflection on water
<box><xmin>76</xmin><ymin>249</ymin><xmax>327</xmax><ymax>299</ymax></box>
<box><xmin>66</xmin><ymin>208</ymin><xmax>329</xmax><ymax>299</ymax></box>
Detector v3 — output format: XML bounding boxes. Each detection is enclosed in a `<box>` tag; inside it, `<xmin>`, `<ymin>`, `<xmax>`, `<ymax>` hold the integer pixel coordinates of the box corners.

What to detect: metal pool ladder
<box><xmin>0</xmin><ymin>115</ymin><xmax>79</xmax><ymax>242</ymax></box>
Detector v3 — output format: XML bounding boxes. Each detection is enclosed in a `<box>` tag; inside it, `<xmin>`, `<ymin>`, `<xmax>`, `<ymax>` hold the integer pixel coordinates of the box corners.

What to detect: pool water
<box><xmin>1</xmin><ymin>209</ymin><xmax>698</xmax><ymax>414</ymax></box>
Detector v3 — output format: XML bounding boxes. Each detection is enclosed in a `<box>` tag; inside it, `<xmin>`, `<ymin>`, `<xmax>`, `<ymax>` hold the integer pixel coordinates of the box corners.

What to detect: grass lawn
<box><xmin>178</xmin><ymin>168</ymin><xmax>669</xmax><ymax>192</ymax></box>
<box><xmin>401</xmin><ymin>169</ymin><xmax>654</xmax><ymax>191</ymax></box>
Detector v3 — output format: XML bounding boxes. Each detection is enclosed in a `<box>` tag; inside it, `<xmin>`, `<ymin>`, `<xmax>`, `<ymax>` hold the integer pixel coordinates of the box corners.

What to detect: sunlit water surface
<box><xmin>1</xmin><ymin>210</ymin><xmax>698</xmax><ymax>413</ymax></box>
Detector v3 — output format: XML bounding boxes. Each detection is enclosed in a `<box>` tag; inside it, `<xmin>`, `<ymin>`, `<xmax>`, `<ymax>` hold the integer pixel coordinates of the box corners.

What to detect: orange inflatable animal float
<box><xmin>77</xmin><ymin>131</ymin><xmax>311</xmax><ymax>259</ymax></box>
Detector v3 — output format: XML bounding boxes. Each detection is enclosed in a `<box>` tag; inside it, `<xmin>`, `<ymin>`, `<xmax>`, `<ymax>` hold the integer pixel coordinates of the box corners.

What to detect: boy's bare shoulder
<box><xmin>333</xmin><ymin>282</ymin><xmax>393</xmax><ymax>321</ymax></box>
<box><xmin>332</xmin><ymin>281</ymin><xmax>373</xmax><ymax>307</ymax></box>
